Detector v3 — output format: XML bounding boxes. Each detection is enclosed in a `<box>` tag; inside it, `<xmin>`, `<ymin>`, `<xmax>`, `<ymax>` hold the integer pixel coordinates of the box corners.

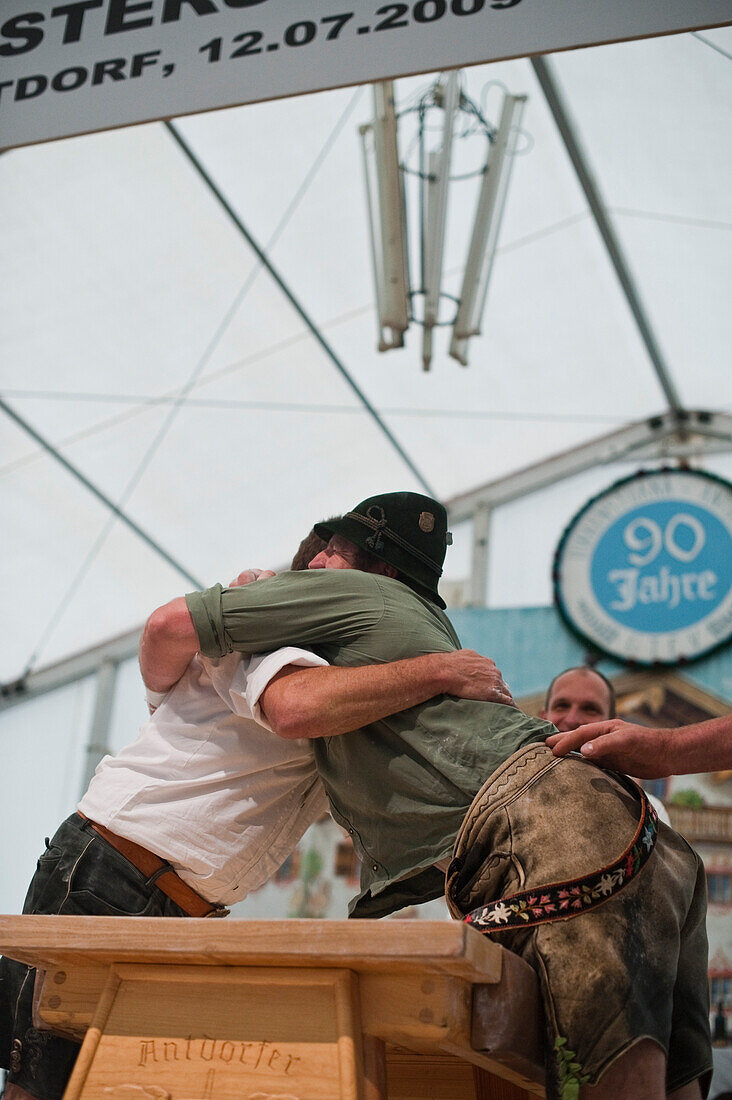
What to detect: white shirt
<box><xmin>79</xmin><ymin>648</ymin><xmax>329</xmax><ymax>905</ymax></box>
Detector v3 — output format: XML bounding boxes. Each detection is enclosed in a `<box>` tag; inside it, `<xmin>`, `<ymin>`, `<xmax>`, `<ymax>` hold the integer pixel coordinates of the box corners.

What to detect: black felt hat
<box><xmin>315</xmin><ymin>492</ymin><xmax>452</xmax><ymax>609</ymax></box>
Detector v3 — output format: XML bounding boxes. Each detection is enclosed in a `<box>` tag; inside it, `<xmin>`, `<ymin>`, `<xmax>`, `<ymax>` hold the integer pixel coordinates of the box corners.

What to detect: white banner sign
<box><xmin>1</xmin><ymin>0</ymin><xmax>730</xmax><ymax>149</ymax></box>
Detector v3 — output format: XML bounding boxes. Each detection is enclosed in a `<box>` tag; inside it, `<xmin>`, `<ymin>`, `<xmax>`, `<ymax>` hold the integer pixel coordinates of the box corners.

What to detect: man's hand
<box><xmin>229</xmin><ymin>569</ymin><xmax>276</xmax><ymax>588</ymax></box>
<box><xmin>441</xmin><ymin>650</ymin><xmax>515</xmax><ymax>706</ymax></box>
<box><xmin>547</xmin><ymin>714</ymin><xmax>732</xmax><ymax>778</ymax></box>
<box><xmin>546</xmin><ymin>720</ymin><xmax>672</xmax><ymax>778</ymax></box>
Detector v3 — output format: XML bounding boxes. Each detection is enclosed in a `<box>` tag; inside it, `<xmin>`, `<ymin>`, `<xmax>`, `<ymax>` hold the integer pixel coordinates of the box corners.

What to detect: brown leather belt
<box><xmin>77</xmin><ymin>812</ymin><xmax>228</xmax><ymax>918</ymax></box>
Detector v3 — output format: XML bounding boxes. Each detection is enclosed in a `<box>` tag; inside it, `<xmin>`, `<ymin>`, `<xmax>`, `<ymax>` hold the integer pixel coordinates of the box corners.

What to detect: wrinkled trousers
<box><xmin>446</xmin><ymin>743</ymin><xmax>712</xmax><ymax>1099</ymax></box>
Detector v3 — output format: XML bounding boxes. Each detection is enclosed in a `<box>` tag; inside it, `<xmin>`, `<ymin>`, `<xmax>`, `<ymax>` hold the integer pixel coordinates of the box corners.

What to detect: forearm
<box><xmin>664</xmin><ymin>715</ymin><xmax>732</xmax><ymax>774</ymax></box>
<box><xmin>547</xmin><ymin>714</ymin><xmax>732</xmax><ymax>778</ymax></box>
<box><xmin>139</xmin><ymin>597</ymin><xmax>201</xmax><ymax>693</ymax></box>
<box><xmin>260</xmin><ymin>654</ymin><xmax>453</xmax><ymax>739</ymax></box>
<box><xmin>260</xmin><ymin>648</ymin><xmax>514</xmax><ymax>739</ymax></box>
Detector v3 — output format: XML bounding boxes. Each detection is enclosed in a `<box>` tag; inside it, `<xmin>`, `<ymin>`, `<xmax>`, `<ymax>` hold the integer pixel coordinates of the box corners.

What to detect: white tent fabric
<box><xmin>1</xmin><ymin>29</ymin><xmax>731</xmax><ymax>681</ymax></box>
<box><xmin>1</xmin><ymin>27</ymin><xmax>731</xmax><ymax>917</ymax></box>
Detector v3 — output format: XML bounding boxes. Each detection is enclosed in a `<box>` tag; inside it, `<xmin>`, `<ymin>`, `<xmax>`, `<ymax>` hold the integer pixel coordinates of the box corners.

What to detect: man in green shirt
<box><xmin>150</xmin><ymin>491</ymin><xmax>711</xmax><ymax>1100</ymax></box>
<box><xmin>182</xmin><ymin>497</ymin><xmax>553</xmax><ymax>919</ymax></box>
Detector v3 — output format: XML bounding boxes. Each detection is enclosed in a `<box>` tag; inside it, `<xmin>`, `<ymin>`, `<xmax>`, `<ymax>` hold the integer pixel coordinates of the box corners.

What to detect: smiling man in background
<box><xmin>541</xmin><ymin>665</ymin><xmax>616</xmax><ymax>731</ymax></box>
<box><xmin>542</xmin><ymin>665</ymin><xmax>672</xmax><ymax>825</ymax></box>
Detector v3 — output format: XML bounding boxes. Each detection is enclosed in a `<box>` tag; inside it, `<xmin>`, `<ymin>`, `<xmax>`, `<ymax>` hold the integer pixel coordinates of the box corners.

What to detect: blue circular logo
<box><xmin>590</xmin><ymin>500</ymin><xmax>732</xmax><ymax>634</ymax></box>
<box><xmin>554</xmin><ymin>470</ymin><xmax>732</xmax><ymax>665</ymax></box>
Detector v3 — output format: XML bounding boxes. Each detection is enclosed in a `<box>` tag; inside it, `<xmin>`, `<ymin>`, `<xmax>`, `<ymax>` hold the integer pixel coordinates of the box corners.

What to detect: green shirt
<box><xmin>186</xmin><ymin>570</ymin><xmax>554</xmax><ymax>917</ymax></box>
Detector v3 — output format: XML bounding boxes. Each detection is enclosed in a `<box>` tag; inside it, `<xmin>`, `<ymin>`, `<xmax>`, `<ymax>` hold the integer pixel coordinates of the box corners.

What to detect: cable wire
<box><xmin>0</xmin><ymin>203</ymin><xmax>616</xmax><ymax>483</ymax></box>
<box><xmin>0</xmin><ymin>389</ymin><xmax>626</xmax><ymax>424</ymax></box>
<box><xmin>531</xmin><ymin>56</ymin><xmax>684</xmax><ymax>417</ymax></box>
<box><xmin>0</xmin><ymin>394</ymin><xmax>205</xmax><ymax>681</ymax></box>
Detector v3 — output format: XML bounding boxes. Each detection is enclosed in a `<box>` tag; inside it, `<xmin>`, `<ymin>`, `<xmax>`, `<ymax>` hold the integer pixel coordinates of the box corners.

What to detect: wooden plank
<box><xmin>38</xmin><ymin>967</ymin><xmax>472</xmax><ymax>1047</ymax></box>
<box><xmin>385</xmin><ymin>1050</ymin><xmax>476</xmax><ymax>1099</ymax></box>
<box><xmin>64</xmin><ymin>964</ymin><xmax>363</xmax><ymax>1100</ymax></box>
<box><xmin>63</xmin><ymin>968</ymin><xmax>121</xmax><ymax>1100</ymax></box>
<box><xmin>474</xmin><ymin>1067</ymin><xmax>538</xmax><ymax>1100</ymax></box>
<box><xmin>470</xmin><ymin>952</ymin><xmax>545</xmax><ymax>1087</ymax></box>
<box><xmin>363</xmin><ymin>1036</ymin><xmax>387</xmax><ymax>1100</ymax></box>
<box><xmin>0</xmin><ymin>916</ymin><xmax>503</xmax><ymax>981</ymax></box>
<box><xmin>437</xmin><ymin>1038</ymin><xmax>544</xmax><ymax>1097</ymax></box>
<box><xmin>338</xmin><ymin>966</ymin><xmax>365</xmax><ymax>1100</ymax></box>
<box><xmin>34</xmin><ymin>964</ymin><xmax>107</xmax><ymax>1041</ymax></box>
<box><xmin>360</xmin><ymin>972</ymin><xmax>472</xmax><ymax>1048</ymax></box>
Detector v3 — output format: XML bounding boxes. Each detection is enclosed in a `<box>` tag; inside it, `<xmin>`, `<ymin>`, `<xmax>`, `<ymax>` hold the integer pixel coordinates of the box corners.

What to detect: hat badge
<box><xmin>419</xmin><ymin>511</ymin><xmax>435</xmax><ymax>533</ymax></box>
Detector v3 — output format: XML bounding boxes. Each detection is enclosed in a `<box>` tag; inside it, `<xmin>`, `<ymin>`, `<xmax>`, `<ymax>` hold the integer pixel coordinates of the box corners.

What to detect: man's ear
<box><xmin>540</xmin><ymin>709</ymin><xmax>547</xmax><ymax>720</ymax></box>
<box><xmin>368</xmin><ymin>559</ymin><xmax>398</xmax><ymax>579</ymax></box>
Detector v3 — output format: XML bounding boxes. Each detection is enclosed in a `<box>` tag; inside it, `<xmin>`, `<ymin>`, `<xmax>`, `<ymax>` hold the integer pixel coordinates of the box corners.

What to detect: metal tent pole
<box><xmin>164</xmin><ymin>121</ymin><xmax>436</xmax><ymax>498</ymax></box>
<box><xmin>531</xmin><ymin>56</ymin><xmax>684</xmax><ymax>417</ymax></box>
<box><xmin>0</xmin><ymin>397</ymin><xmax>203</xmax><ymax>589</ymax></box>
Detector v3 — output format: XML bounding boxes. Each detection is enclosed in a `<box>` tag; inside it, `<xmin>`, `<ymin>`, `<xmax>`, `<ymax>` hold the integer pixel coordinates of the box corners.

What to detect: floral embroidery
<box><xmin>481</xmin><ymin>900</ymin><xmax>512</xmax><ymax>925</ymax></box>
<box><xmin>464</xmin><ymin>791</ymin><xmax>658</xmax><ymax>934</ymax></box>
<box><xmin>554</xmin><ymin>1036</ymin><xmax>591</xmax><ymax>1099</ymax></box>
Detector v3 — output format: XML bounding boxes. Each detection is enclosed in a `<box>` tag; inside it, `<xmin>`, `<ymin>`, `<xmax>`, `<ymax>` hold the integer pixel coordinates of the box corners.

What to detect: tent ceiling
<box><xmin>1</xmin><ymin>28</ymin><xmax>731</xmax><ymax>680</ymax></box>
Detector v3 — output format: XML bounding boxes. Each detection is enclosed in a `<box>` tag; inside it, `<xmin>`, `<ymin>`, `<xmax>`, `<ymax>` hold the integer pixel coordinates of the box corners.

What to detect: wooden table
<box><xmin>0</xmin><ymin>916</ymin><xmax>545</xmax><ymax>1099</ymax></box>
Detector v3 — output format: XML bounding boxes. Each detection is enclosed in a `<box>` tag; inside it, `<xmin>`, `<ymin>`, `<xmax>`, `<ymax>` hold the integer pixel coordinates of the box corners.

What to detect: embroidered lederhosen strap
<box><xmin>461</xmin><ymin>780</ymin><xmax>659</xmax><ymax>935</ymax></box>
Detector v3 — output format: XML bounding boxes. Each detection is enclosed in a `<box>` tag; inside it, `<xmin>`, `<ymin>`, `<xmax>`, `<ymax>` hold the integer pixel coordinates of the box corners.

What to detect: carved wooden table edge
<box><xmin>0</xmin><ymin>916</ymin><xmax>502</xmax><ymax>977</ymax></box>
<box><xmin>0</xmin><ymin>915</ymin><xmax>546</xmax><ymax>1099</ymax></box>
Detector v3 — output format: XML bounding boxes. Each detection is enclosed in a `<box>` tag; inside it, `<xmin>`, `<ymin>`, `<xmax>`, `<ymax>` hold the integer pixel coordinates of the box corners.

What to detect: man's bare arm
<box><xmin>139</xmin><ymin>572</ymin><xmax>514</xmax><ymax>729</ymax></box>
<box><xmin>139</xmin><ymin>597</ymin><xmax>200</xmax><ymax>693</ymax></box>
<box><xmin>139</xmin><ymin>570</ymin><xmax>276</xmax><ymax>694</ymax></box>
<box><xmin>260</xmin><ymin>650</ymin><xmax>514</xmax><ymax>740</ymax></box>
<box><xmin>546</xmin><ymin>715</ymin><xmax>732</xmax><ymax>778</ymax></box>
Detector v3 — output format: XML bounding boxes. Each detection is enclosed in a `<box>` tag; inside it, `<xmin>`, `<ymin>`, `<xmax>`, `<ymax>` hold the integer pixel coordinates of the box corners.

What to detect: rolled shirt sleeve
<box><xmin>185</xmin><ymin>582</ymin><xmax>228</xmax><ymax>657</ymax></box>
<box><xmin>186</xmin><ymin>571</ymin><xmax>386</xmax><ymax>659</ymax></box>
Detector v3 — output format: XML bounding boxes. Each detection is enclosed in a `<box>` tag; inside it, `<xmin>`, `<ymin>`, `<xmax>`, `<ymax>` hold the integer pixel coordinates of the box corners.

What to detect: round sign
<box><xmin>553</xmin><ymin>469</ymin><xmax>732</xmax><ymax>666</ymax></box>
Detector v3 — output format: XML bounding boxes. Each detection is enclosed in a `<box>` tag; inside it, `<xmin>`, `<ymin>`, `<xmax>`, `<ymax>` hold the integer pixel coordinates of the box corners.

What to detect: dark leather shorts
<box><xmin>0</xmin><ymin>813</ymin><xmax>188</xmax><ymax>1099</ymax></box>
<box><xmin>446</xmin><ymin>743</ymin><xmax>712</xmax><ymax>1100</ymax></box>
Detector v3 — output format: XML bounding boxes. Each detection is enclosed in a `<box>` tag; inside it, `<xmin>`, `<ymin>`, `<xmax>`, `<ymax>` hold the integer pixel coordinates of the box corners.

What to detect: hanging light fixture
<box><xmin>420</xmin><ymin>71</ymin><xmax>460</xmax><ymax>371</ymax></box>
<box><xmin>449</xmin><ymin>91</ymin><xmax>526</xmax><ymax>366</ymax></box>
<box><xmin>360</xmin><ymin>73</ymin><xmax>527</xmax><ymax>370</ymax></box>
<box><xmin>359</xmin><ymin>81</ymin><xmax>410</xmax><ymax>351</ymax></box>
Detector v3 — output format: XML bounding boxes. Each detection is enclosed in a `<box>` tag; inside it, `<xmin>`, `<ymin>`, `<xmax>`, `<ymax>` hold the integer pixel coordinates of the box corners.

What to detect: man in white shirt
<box><xmin>1</xmin><ymin>536</ymin><xmax>513</xmax><ymax>1100</ymax></box>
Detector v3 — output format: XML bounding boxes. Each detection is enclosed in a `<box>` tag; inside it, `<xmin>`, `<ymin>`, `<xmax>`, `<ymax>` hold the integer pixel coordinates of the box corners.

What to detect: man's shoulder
<box><xmin>277</xmin><ymin>571</ymin><xmax>443</xmax><ymax>617</ymax></box>
<box><xmin>270</xmin><ymin>569</ymin><xmax>387</xmax><ymax>596</ymax></box>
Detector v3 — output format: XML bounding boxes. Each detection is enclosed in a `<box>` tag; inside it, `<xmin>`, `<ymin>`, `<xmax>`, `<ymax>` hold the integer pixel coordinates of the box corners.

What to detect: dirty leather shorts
<box><xmin>0</xmin><ymin>813</ymin><xmax>188</xmax><ymax>1100</ymax></box>
<box><xmin>446</xmin><ymin>743</ymin><xmax>712</xmax><ymax>1100</ymax></box>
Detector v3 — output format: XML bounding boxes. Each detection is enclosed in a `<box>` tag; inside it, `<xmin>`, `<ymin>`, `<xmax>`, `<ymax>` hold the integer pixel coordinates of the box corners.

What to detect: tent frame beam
<box><xmin>0</xmin><ymin>397</ymin><xmax>203</xmax><ymax>591</ymax></box>
<box><xmin>531</xmin><ymin>56</ymin><xmax>684</xmax><ymax>416</ymax></box>
<box><xmin>3</xmin><ymin>410</ymin><xmax>730</xmax><ymax>708</ymax></box>
<box><xmin>79</xmin><ymin>658</ymin><xmax>119</xmax><ymax>797</ymax></box>
<box><xmin>449</xmin><ymin>408</ymin><xmax>732</xmax><ymax>605</ymax></box>
<box><xmin>448</xmin><ymin>409</ymin><xmax>732</xmax><ymax>523</ymax></box>
<box><xmin>164</xmin><ymin>121</ymin><xmax>435</xmax><ymax>497</ymax></box>
<box><xmin>0</xmin><ymin>627</ymin><xmax>140</xmax><ymax>714</ymax></box>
